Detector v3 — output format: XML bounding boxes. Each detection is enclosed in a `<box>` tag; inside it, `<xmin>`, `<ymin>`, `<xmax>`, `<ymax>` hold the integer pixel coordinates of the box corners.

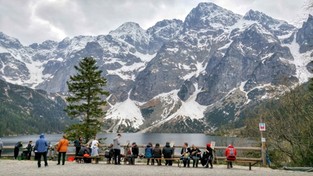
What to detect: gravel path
<box><xmin>0</xmin><ymin>160</ymin><xmax>311</xmax><ymax>176</ymax></box>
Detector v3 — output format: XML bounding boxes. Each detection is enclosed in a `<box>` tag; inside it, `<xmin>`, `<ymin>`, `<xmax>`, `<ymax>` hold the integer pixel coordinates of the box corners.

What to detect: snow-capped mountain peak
<box><xmin>109</xmin><ymin>22</ymin><xmax>149</xmax><ymax>45</ymax></box>
<box><xmin>0</xmin><ymin>32</ymin><xmax>23</xmax><ymax>49</ymax></box>
<box><xmin>0</xmin><ymin>2</ymin><xmax>312</xmax><ymax>133</ymax></box>
<box><xmin>184</xmin><ymin>2</ymin><xmax>241</xmax><ymax>30</ymax></box>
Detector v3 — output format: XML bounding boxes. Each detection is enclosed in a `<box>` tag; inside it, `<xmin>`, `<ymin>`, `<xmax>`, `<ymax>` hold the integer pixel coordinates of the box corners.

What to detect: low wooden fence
<box><xmin>1</xmin><ymin>144</ymin><xmax>262</xmax><ymax>170</ymax></box>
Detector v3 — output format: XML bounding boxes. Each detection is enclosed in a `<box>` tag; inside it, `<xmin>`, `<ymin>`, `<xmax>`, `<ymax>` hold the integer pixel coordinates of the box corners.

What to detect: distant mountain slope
<box><xmin>0</xmin><ymin>2</ymin><xmax>312</xmax><ymax>133</ymax></box>
<box><xmin>0</xmin><ymin>79</ymin><xmax>72</xmax><ymax>135</ymax></box>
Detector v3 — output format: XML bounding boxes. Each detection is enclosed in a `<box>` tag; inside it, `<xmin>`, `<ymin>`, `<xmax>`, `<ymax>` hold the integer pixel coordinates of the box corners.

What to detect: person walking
<box><xmin>113</xmin><ymin>134</ymin><xmax>122</xmax><ymax>165</ymax></box>
<box><xmin>225</xmin><ymin>144</ymin><xmax>237</xmax><ymax>169</ymax></box>
<box><xmin>14</xmin><ymin>141</ymin><xmax>23</xmax><ymax>159</ymax></box>
<box><xmin>26</xmin><ymin>141</ymin><xmax>33</xmax><ymax>160</ymax></box>
<box><xmin>35</xmin><ymin>134</ymin><xmax>48</xmax><ymax>168</ymax></box>
<box><xmin>0</xmin><ymin>138</ymin><xmax>3</xmax><ymax>158</ymax></box>
<box><xmin>57</xmin><ymin>135</ymin><xmax>69</xmax><ymax>165</ymax></box>
<box><xmin>204</xmin><ymin>143</ymin><xmax>214</xmax><ymax>169</ymax></box>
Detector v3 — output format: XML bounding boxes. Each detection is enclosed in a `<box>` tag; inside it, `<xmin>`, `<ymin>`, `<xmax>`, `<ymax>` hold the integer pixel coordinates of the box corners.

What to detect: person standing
<box><xmin>163</xmin><ymin>142</ymin><xmax>174</xmax><ymax>166</ymax></box>
<box><xmin>204</xmin><ymin>143</ymin><xmax>214</xmax><ymax>169</ymax></box>
<box><xmin>74</xmin><ymin>137</ymin><xmax>83</xmax><ymax>157</ymax></box>
<box><xmin>181</xmin><ymin>142</ymin><xmax>191</xmax><ymax>167</ymax></box>
<box><xmin>26</xmin><ymin>141</ymin><xmax>33</xmax><ymax>160</ymax></box>
<box><xmin>123</xmin><ymin>141</ymin><xmax>131</xmax><ymax>164</ymax></box>
<box><xmin>57</xmin><ymin>135</ymin><xmax>69</xmax><ymax>165</ymax></box>
<box><xmin>0</xmin><ymin>138</ymin><xmax>3</xmax><ymax>158</ymax></box>
<box><xmin>113</xmin><ymin>133</ymin><xmax>122</xmax><ymax>165</ymax></box>
<box><xmin>14</xmin><ymin>141</ymin><xmax>23</xmax><ymax>159</ymax></box>
<box><xmin>35</xmin><ymin>134</ymin><xmax>48</xmax><ymax>168</ymax></box>
<box><xmin>225</xmin><ymin>144</ymin><xmax>237</xmax><ymax>169</ymax></box>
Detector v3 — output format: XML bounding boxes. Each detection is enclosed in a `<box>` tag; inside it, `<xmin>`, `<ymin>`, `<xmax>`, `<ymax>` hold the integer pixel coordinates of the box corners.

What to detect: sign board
<box><xmin>259</xmin><ymin>123</ymin><xmax>266</xmax><ymax>131</ymax></box>
<box><xmin>261</xmin><ymin>138</ymin><xmax>266</xmax><ymax>142</ymax></box>
<box><xmin>211</xmin><ymin>141</ymin><xmax>216</xmax><ymax>149</ymax></box>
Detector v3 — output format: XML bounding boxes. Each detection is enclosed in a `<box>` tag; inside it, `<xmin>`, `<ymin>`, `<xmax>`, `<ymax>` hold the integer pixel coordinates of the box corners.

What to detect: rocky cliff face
<box><xmin>0</xmin><ymin>2</ymin><xmax>312</xmax><ymax>133</ymax></box>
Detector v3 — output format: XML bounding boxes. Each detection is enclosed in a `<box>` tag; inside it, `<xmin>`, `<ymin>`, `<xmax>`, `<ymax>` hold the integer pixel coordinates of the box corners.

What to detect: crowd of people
<box><xmin>0</xmin><ymin>133</ymin><xmax>238</xmax><ymax>169</ymax></box>
<box><xmin>102</xmin><ymin>134</ymin><xmax>238</xmax><ymax>169</ymax></box>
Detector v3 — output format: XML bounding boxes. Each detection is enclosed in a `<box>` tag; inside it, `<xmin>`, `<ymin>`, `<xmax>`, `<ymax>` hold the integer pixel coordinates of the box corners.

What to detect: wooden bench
<box><xmin>216</xmin><ymin>156</ymin><xmax>262</xmax><ymax>170</ymax></box>
<box><xmin>128</xmin><ymin>156</ymin><xmax>181</xmax><ymax>167</ymax></box>
<box><xmin>73</xmin><ymin>156</ymin><xmax>101</xmax><ymax>164</ymax></box>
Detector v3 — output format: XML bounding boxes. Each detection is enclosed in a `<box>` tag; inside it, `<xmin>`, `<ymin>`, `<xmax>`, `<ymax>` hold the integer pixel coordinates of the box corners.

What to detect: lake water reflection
<box><xmin>2</xmin><ymin>133</ymin><xmax>255</xmax><ymax>148</ymax></box>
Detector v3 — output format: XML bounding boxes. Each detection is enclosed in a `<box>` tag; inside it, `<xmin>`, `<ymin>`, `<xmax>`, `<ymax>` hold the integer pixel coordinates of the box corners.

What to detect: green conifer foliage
<box><xmin>65</xmin><ymin>57</ymin><xmax>109</xmax><ymax>143</ymax></box>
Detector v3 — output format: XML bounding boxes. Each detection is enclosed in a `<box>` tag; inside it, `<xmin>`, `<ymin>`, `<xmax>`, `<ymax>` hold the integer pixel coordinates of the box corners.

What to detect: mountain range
<box><xmin>0</xmin><ymin>2</ymin><xmax>312</xmax><ymax>133</ymax></box>
<box><xmin>0</xmin><ymin>79</ymin><xmax>71</xmax><ymax>135</ymax></box>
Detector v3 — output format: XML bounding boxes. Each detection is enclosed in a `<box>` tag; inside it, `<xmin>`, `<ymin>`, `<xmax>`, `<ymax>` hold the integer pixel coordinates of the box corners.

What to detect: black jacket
<box><xmin>181</xmin><ymin>147</ymin><xmax>191</xmax><ymax>156</ymax></box>
<box><xmin>132</xmin><ymin>145</ymin><xmax>139</xmax><ymax>157</ymax></box>
<box><xmin>162</xmin><ymin>144</ymin><xmax>173</xmax><ymax>158</ymax></box>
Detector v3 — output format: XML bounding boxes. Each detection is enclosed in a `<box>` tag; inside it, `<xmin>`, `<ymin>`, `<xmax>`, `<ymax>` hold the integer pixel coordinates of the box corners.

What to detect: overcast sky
<box><xmin>0</xmin><ymin>0</ymin><xmax>311</xmax><ymax>45</ymax></box>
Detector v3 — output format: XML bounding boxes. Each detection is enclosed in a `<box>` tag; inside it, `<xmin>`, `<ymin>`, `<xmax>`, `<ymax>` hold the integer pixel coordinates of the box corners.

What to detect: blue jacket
<box><xmin>35</xmin><ymin>134</ymin><xmax>48</xmax><ymax>153</ymax></box>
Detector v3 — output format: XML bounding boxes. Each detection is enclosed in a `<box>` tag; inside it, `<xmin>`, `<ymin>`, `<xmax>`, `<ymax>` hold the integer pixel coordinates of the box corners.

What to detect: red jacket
<box><xmin>225</xmin><ymin>145</ymin><xmax>237</xmax><ymax>161</ymax></box>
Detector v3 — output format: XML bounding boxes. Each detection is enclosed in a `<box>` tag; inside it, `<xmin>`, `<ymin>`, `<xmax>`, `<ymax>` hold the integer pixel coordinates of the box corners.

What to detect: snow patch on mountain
<box><xmin>183</xmin><ymin>61</ymin><xmax>207</xmax><ymax>80</ymax></box>
<box><xmin>106</xmin><ymin>52</ymin><xmax>156</xmax><ymax>80</ymax></box>
<box><xmin>106</xmin><ymin>92</ymin><xmax>144</xmax><ymax>129</ymax></box>
<box><xmin>283</xmin><ymin>33</ymin><xmax>313</xmax><ymax>83</ymax></box>
<box><xmin>173</xmin><ymin>84</ymin><xmax>207</xmax><ymax>119</ymax></box>
<box><xmin>0</xmin><ymin>46</ymin><xmax>8</xmax><ymax>53</ymax></box>
<box><xmin>141</xmin><ymin>84</ymin><xmax>206</xmax><ymax>132</ymax></box>
<box><xmin>239</xmin><ymin>81</ymin><xmax>251</xmax><ymax>104</ymax></box>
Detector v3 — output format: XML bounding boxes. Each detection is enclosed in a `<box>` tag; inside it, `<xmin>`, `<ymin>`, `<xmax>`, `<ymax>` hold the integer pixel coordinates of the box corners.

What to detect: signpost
<box><xmin>259</xmin><ymin>123</ymin><xmax>266</xmax><ymax>131</ymax></box>
<box><xmin>259</xmin><ymin>122</ymin><xmax>266</xmax><ymax>166</ymax></box>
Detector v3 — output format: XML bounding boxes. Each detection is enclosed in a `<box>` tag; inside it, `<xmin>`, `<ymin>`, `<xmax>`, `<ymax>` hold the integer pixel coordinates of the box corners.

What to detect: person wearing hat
<box><xmin>204</xmin><ymin>143</ymin><xmax>214</xmax><ymax>168</ymax></box>
<box><xmin>225</xmin><ymin>144</ymin><xmax>237</xmax><ymax>169</ymax></box>
<box><xmin>35</xmin><ymin>133</ymin><xmax>48</xmax><ymax>168</ymax></box>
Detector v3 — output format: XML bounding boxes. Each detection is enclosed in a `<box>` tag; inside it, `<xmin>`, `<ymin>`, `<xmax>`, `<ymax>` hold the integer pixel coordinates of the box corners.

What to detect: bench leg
<box><xmin>249</xmin><ymin>163</ymin><xmax>251</xmax><ymax>170</ymax></box>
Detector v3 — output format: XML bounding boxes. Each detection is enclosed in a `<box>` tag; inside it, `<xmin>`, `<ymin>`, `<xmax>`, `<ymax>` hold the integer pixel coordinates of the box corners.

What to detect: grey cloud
<box><xmin>0</xmin><ymin>0</ymin><xmax>309</xmax><ymax>45</ymax></box>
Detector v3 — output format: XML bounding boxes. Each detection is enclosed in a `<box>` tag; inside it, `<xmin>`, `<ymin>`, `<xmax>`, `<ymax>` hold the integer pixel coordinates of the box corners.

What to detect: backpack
<box><xmin>227</xmin><ymin>148</ymin><xmax>236</xmax><ymax>161</ymax></box>
<box><xmin>229</xmin><ymin>148</ymin><xmax>235</xmax><ymax>156</ymax></box>
<box><xmin>145</xmin><ymin>147</ymin><xmax>153</xmax><ymax>158</ymax></box>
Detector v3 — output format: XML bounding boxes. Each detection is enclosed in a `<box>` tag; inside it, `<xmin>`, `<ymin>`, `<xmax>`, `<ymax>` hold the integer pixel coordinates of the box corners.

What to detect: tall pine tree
<box><xmin>65</xmin><ymin>57</ymin><xmax>109</xmax><ymax>143</ymax></box>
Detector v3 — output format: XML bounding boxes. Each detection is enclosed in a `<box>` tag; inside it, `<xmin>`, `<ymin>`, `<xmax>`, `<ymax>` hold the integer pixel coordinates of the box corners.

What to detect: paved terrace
<box><xmin>0</xmin><ymin>160</ymin><xmax>311</xmax><ymax>176</ymax></box>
